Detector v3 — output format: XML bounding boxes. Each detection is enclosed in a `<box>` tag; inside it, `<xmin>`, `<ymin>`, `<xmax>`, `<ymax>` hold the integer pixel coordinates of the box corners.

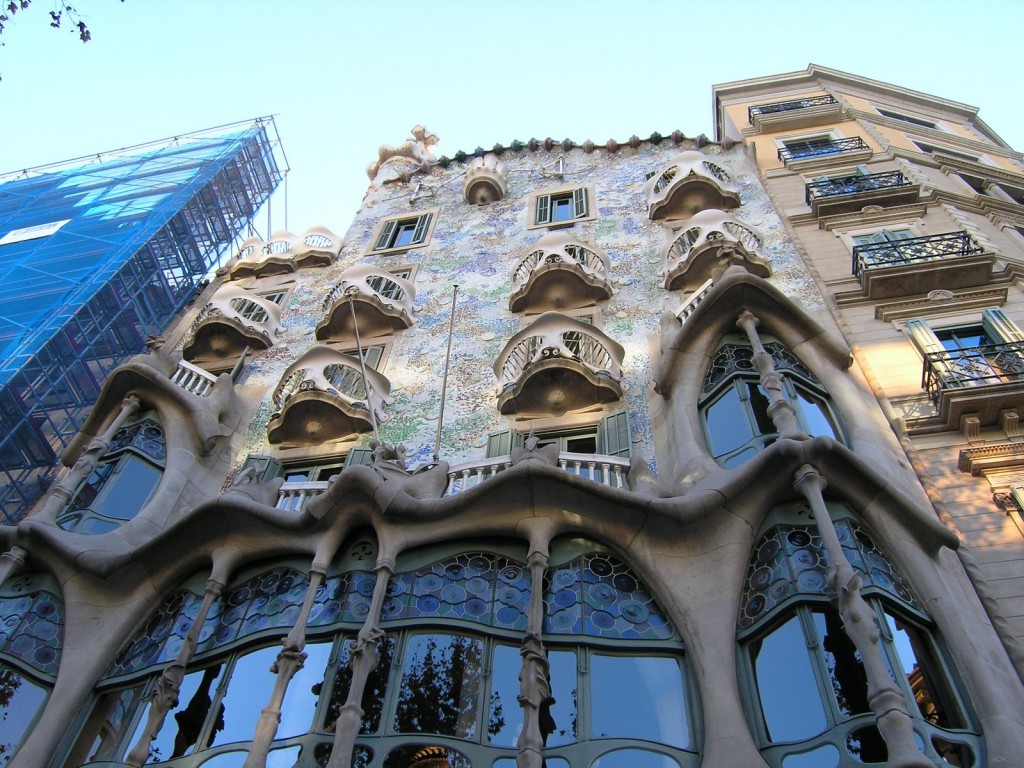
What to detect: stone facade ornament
<box><xmin>366</xmin><ymin>125</ymin><xmax>440</xmax><ymax>184</ymax></box>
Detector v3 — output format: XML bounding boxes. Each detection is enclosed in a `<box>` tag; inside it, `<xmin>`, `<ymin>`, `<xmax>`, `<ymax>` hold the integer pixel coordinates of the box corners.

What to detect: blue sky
<box><xmin>1</xmin><ymin>0</ymin><xmax>1021</xmax><ymax>233</ymax></box>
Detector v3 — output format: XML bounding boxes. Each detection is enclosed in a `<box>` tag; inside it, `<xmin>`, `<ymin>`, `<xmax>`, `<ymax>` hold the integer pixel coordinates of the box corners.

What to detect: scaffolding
<box><xmin>0</xmin><ymin>118</ymin><xmax>285</xmax><ymax>522</ymax></box>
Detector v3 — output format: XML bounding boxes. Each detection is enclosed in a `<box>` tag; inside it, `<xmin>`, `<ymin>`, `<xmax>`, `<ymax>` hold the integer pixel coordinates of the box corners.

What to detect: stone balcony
<box><xmin>183</xmin><ymin>285</ymin><xmax>282</xmax><ymax>362</ymax></box>
<box><xmin>316</xmin><ymin>264</ymin><xmax>416</xmax><ymax>341</ymax></box>
<box><xmin>493</xmin><ymin>312</ymin><xmax>624</xmax><ymax>416</ymax></box>
<box><xmin>747</xmin><ymin>94</ymin><xmax>842</xmax><ymax>133</ymax></box>
<box><xmin>463</xmin><ymin>153</ymin><xmax>509</xmax><ymax>205</ymax></box>
<box><xmin>663</xmin><ymin>209</ymin><xmax>770</xmax><ymax>291</ymax></box>
<box><xmin>229</xmin><ymin>225</ymin><xmax>342</xmax><ymax>279</ymax></box>
<box><xmin>644</xmin><ymin>151</ymin><xmax>740</xmax><ymax>221</ymax></box>
<box><xmin>805</xmin><ymin>171</ymin><xmax>919</xmax><ymax>217</ymax></box>
<box><xmin>508</xmin><ymin>232</ymin><xmax>613</xmax><ymax>313</ymax></box>
<box><xmin>267</xmin><ymin>346</ymin><xmax>391</xmax><ymax>445</ymax></box>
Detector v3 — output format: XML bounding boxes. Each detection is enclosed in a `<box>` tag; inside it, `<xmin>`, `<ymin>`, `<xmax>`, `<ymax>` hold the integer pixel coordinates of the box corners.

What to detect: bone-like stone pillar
<box><xmin>517</xmin><ymin>548</ymin><xmax>552</xmax><ymax>768</ymax></box>
<box><xmin>736</xmin><ymin>310</ymin><xmax>804</xmax><ymax>439</ymax></box>
<box><xmin>793</xmin><ymin>465</ymin><xmax>931</xmax><ymax>768</ymax></box>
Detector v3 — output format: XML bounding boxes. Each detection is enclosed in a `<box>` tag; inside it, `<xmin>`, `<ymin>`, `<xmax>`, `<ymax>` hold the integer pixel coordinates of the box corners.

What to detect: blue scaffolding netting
<box><xmin>0</xmin><ymin>119</ymin><xmax>284</xmax><ymax>522</ymax></box>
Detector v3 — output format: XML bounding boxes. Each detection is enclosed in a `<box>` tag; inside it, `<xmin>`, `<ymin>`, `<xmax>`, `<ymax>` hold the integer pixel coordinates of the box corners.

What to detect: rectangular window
<box><xmin>529</xmin><ymin>185</ymin><xmax>595</xmax><ymax>229</ymax></box>
<box><xmin>368</xmin><ymin>210</ymin><xmax>437</xmax><ymax>254</ymax></box>
<box><xmin>876</xmin><ymin>108</ymin><xmax>936</xmax><ymax>129</ymax></box>
<box><xmin>911</xmin><ymin>140</ymin><xmax>980</xmax><ymax>164</ymax></box>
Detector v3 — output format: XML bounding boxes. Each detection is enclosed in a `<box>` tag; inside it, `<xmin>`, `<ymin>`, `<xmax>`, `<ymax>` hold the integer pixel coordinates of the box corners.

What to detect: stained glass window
<box><xmin>0</xmin><ymin>574</ymin><xmax>64</xmax><ymax>677</ymax></box>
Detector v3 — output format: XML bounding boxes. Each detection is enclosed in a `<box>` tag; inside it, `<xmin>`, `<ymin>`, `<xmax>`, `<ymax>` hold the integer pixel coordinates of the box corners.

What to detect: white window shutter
<box><xmin>374</xmin><ymin>220</ymin><xmax>397</xmax><ymax>250</ymax></box>
<box><xmin>982</xmin><ymin>308</ymin><xmax>1024</xmax><ymax>343</ymax></box>
<box><xmin>573</xmin><ymin>187</ymin><xmax>588</xmax><ymax>218</ymax></box>
<box><xmin>412</xmin><ymin>213</ymin><xmax>431</xmax><ymax>245</ymax></box>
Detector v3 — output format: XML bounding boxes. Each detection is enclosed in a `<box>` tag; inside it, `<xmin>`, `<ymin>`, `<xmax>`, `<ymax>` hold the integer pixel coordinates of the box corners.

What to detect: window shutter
<box><xmin>486</xmin><ymin>429</ymin><xmax>524</xmax><ymax>458</ymax></box>
<box><xmin>411</xmin><ymin>213</ymin><xmax>431</xmax><ymax>245</ymax></box>
<box><xmin>374</xmin><ymin>220</ymin><xmax>397</xmax><ymax>251</ymax></box>
<box><xmin>597</xmin><ymin>410</ymin><xmax>631</xmax><ymax>458</ymax></box>
<box><xmin>240</xmin><ymin>454</ymin><xmax>281</xmax><ymax>482</ymax></box>
<box><xmin>363</xmin><ymin>345</ymin><xmax>384</xmax><ymax>370</ymax></box>
<box><xmin>905</xmin><ymin>318</ymin><xmax>957</xmax><ymax>386</ymax></box>
<box><xmin>573</xmin><ymin>187</ymin><xmax>589</xmax><ymax>218</ymax></box>
<box><xmin>982</xmin><ymin>308</ymin><xmax>1024</xmax><ymax>343</ymax></box>
<box><xmin>535</xmin><ymin>195</ymin><xmax>551</xmax><ymax>225</ymax></box>
<box><xmin>345</xmin><ymin>447</ymin><xmax>375</xmax><ymax>467</ymax></box>
<box><xmin>855</xmin><ymin>164</ymin><xmax>871</xmax><ymax>176</ymax></box>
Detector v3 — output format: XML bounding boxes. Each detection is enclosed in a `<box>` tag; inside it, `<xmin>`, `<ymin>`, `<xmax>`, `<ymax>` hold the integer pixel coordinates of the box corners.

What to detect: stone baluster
<box><xmin>326</xmin><ymin>558</ymin><xmax>393</xmax><ymax>768</ymax></box>
<box><xmin>0</xmin><ymin>396</ymin><xmax>142</xmax><ymax>588</ymax></box>
<box><xmin>242</xmin><ymin>561</ymin><xmax>328</xmax><ymax>768</ymax></box>
<box><xmin>517</xmin><ymin>548</ymin><xmax>553</xmax><ymax>768</ymax></box>
<box><xmin>125</xmin><ymin>572</ymin><xmax>226</xmax><ymax>767</ymax></box>
<box><xmin>735</xmin><ymin>310</ymin><xmax>804</xmax><ymax>439</ymax></box>
<box><xmin>793</xmin><ymin>465</ymin><xmax>931</xmax><ymax>768</ymax></box>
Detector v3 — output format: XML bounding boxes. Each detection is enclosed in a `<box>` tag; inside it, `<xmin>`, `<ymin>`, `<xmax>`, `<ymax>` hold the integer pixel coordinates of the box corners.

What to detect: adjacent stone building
<box><xmin>3</xmin><ymin>66</ymin><xmax>1024</xmax><ymax>768</ymax></box>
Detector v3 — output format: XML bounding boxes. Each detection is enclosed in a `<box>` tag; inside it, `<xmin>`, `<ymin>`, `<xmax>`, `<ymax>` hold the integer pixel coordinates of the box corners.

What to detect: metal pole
<box><xmin>347</xmin><ymin>290</ymin><xmax>379</xmax><ymax>443</ymax></box>
<box><xmin>434</xmin><ymin>285</ymin><xmax>459</xmax><ymax>462</ymax></box>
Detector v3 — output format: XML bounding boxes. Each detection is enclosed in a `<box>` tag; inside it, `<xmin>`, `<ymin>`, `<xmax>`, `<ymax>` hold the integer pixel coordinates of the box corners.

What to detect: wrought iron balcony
<box><xmin>644</xmin><ymin>151</ymin><xmax>739</xmax><ymax>220</ymax></box>
<box><xmin>509</xmin><ymin>232</ymin><xmax>612</xmax><ymax>313</ymax></box>
<box><xmin>663</xmin><ymin>209</ymin><xmax>769</xmax><ymax>291</ymax></box>
<box><xmin>267</xmin><ymin>346</ymin><xmax>391</xmax><ymax>445</ymax></box>
<box><xmin>848</xmin><ymin>231</ymin><xmax>993</xmax><ymax>299</ymax></box>
<box><xmin>183</xmin><ymin>285</ymin><xmax>282</xmax><ymax>361</ymax></box>
<box><xmin>853</xmin><ymin>232</ymin><xmax>984</xmax><ymax>278</ymax></box>
<box><xmin>777</xmin><ymin>137</ymin><xmax>869</xmax><ymax>163</ymax></box>
<box><xmin>493</xmin><ymin>312</ymin><xmax>624</xmax><ymax>415</ymax></box>
<box><xmin>804</xmin><ymin>170</ymin><xmax>919</xmax><ymax>216</ymax></box>
<box><xmin>923</xmin><ymin>342</ymin><xmax>1024</xmax><ymax>406</ymax></box>
<box><xmin>749</xmin><ymin>94</ymin><xmax>839</xmax><ymax>122</ymax></box>
<box><xmin>316</xmin><ymin>264</ymin><xmax>415</xmax><ymax>341</ymax></box>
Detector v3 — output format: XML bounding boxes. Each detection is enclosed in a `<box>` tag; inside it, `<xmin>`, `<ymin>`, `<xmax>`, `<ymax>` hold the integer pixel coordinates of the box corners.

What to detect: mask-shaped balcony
<box><xmin>508</xmin><ymin>233</ymin><xmax>614</xmax><ymax>313</ymax></box>
<box><xmin>183</xmin><ymin>285</ymin><xmax>282</xmax><ymax>362</ymax></box>
<box><xmin>663</xmin><ymin>209</ymin><xmax>770</xmax><ymax>291</ymax></box>
<box><xmin>267</xmin><ymin>346</ymin><xmax>391</xmax><ymax>445</ymax></box>
<box><xmin>493</xmin><ymin>312</ymin><xmax>624</xmax><ymax>416</ymax></box>
<box><xmin>229</xmin><ymin>226</ymin><xmax>342</xmax><ymax>279</ymax></box>
<box><xmin>644</xmin><ymin>151</ymin><xmax>740</xmax><ymax>221</ymax></box>
<box><xmin>463</xmin><ymin>153</ymin><xmax>509</xmax><ymax>205</ymax></box>
<box><xmin>316</xmin><ymin>264</ymin><xmax>416</xmax><ymax>341</ymax></box>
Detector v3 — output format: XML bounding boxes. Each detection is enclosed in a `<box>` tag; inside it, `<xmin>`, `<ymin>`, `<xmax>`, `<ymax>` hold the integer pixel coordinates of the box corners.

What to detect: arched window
<box><xmin>57</xmin><ymin>416</ymin><xmax>165</xmax><ymax>534</ymax></box>
<box><xmin>738</xmin><ymin>503</ymin><xmax>979</xmax><ymax>768</ymax></box>
<box><xmin>0</xmin><ymin>573</ymin><xmax>64</xmax><ymax>765</ymax></box>
<box><xmin>67</xmin><ymin>541</ymin><xmax>693</xmax><ymax>768</ymax></box>
<box><xmin>701</xmin><ymin>337</ymin><xmax>841</xmax><ymax>467</ymax></box>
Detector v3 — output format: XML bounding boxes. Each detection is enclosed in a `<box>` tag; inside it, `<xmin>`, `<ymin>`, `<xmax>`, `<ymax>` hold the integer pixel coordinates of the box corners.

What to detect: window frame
<box><xmin>527</xmin><ymin>184</ymin><xmax>597</xmax><ymax>230</ymax></box>
<box><xmin>773</xmin><ymin>128</ymin><xmax>846</xmax><ymax>159</ymax></box>
<box><xmin>365</xmin><ymin>208</ymin><xmax>439</xmax><ymax>255</ymax></box>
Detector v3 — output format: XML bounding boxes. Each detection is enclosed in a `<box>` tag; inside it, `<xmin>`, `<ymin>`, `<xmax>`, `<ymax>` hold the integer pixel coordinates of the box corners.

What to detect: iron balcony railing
<box><xmin>922</xmin><ymin>342</ymin><xmax>1024</xmax><ymax>406</ymax></box>
<box><xmin>749</xmin><ymin>94</ymin><xmax>839</xmax><ymax>122</ymax></box>
<box><xmin>805</xmin><ymin>170</ymin><xmax>910</xmax><ymax>205</ymax></box>
<box><xmin>777</xmin><ymin>136</ymin><xmax>868</xmax><ymax>162</ymax></box>
<box><xmin>852</xmin><ymin>231</ymin><xmax>984</xmax><ymax>279</ymax></box>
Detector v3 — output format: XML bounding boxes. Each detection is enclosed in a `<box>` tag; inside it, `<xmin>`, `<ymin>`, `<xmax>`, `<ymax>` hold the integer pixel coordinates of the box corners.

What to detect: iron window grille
<box><xmin>748</xmin><ymin>95</ymin><xmax>839</xmax><ymax>123</ymax></box>
<box><xmin>777</xmin><ymin>136</ymin><xmax>868</xmax><ymax>162</ymax></box>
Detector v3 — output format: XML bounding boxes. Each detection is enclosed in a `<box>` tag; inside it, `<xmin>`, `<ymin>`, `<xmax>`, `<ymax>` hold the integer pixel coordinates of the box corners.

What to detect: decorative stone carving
<box><xmin>493</xmin><ymin>312</ymin><xmax>624</xmax><ymax>416</ymax></box>
<box><xmin>462</xmin><ymin>154</ymin><xmax>508</xmax><ymax>205</ymax></box>
<box><xmin>183</xmin><ymin>285</ymin><xmax>282</xmax><ymax>362</ymax></box>
<box><xmin>366</xmin><ymin>125</ymin><xmax>439</xmax><ymax>184</ymax></box>
<box><xmin>662</xmin><ymin>209</ymin><xmax>770</xmax><ymax>291</ymax></box>
<box><xmin>509</xmin><ymin>232</ymin><xmax>613</xmax><ymax>313</ymax></box>
<box><xmin>267</xmin><ymin>346</ymin><xmax>392</xmax><ymax>445</ymax></box>
<box><xmin>316</xmin><ymin>264</ymin><xmax>416</xmax><ymax>341</ymax></box>
<box><xmin>645</xmin><ymin>151</ymin><xmax>740</xmax><ymax>221</ymax></box>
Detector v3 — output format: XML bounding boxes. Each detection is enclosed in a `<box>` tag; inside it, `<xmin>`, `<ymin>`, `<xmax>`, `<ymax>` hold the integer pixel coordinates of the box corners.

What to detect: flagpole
<box><xmin>434</xmin><ymin>284</ymin><xmax>459</xmax><ymax>462</ymax></box>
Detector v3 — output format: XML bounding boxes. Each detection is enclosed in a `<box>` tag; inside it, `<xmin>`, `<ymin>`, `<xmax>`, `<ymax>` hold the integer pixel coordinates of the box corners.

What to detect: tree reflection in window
<box><xmin>701</xmin><ymin>341</ymin><xmax>841</xmax><ymax>467</ymax></box>
<box><xmin>741</xmin><ymin>509</ymin><xmax>978</xmax><ymax>767</ymax></box>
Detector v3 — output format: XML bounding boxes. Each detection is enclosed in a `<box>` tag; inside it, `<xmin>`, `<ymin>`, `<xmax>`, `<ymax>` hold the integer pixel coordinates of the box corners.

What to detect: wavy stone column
<box><xmin>125</xmin><ymin>574</ymin><xmax>225</xmax><ymax>767</ymax></box>
<box><xmin>326</xmin><ymin>558</ymin><xmax>393</xmax><ymax>768</ymax></box>
<box><xmin>793</xmin><ymin>465</ymin><xmax>930</xmax><ymax>768</ymax></box>
<box><xmin>735</xmin><ymin>311</ymin><xmax>804</xmax><ymax>438</ymax></box>
<box><xmin>517</xmin><ymin>548</ymin><xmax>552</xmax><ymax>768</ymax></box>
<box><xmin>242</xmin><ymin>563</ymin><xmax>327</xmax><ymax>768</ymax></box>
<box><xmin>0</xmin><ymin>396</ymin><xmax>141</xmax><ymax>587</ymax></box>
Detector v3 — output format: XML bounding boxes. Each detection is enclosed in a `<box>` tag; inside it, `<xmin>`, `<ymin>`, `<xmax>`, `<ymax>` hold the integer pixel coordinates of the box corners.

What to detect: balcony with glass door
<box><xmin>851</xmin><ymin>231</ymin><xmax>992</xmax><ymax>299</ymax></box>
<box><xmin>804</xmin><ymin>170</ymin><xmax>918</xmax><ymax>216</ymax></box>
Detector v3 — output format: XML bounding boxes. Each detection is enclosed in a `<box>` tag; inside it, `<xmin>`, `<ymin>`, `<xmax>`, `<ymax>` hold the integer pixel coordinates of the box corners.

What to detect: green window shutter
<box><xmin>374</xmin><ymin>220</ymin><xmax>397</xmax><ymax>250</ymax></box>
<box><xmin>486</xmin><ymin>429</ymin><xmax>524</xmax><ymax>458</ymax></box>
<box><xmin>573</xmin><ymin>187</ymin><xmax>589</xmax><ymax>218</ymax></box>
<box><xmin>411</xmin><ymin>213</ymin><xmax>431</xmax><ymax>245</ymax></box>
<box><xmin>855</xmin><ymin>164</ymin><xmax>871</xmax><ymax>176</ymax></box>
<box><xmin>240</xmin><ymin>454</ymin><xmax>282</xmax><ymax>482</ymax></box>
<box><xmin>905</xmin><ymin>318</ymin><xmax>944</xmax><ymax>356</ymax></box>
<box><xmin>345</xmin><ymin>447</ymin><xmax>375</xmax><ymax>467</ymax></box>
<box><xmin>982</xmin><ymin>308</ymin><xmax>1024</xmax><ymax>343</ymax></box>
<box><xmin>597</xmin><ymin>409</ymin><xmax>631</xmax><ymax>458</ymax></box>
<box><xmin>535</xmin><ymin>195</ymin><xmax>551</xmax><ymax>225</ymax></box>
